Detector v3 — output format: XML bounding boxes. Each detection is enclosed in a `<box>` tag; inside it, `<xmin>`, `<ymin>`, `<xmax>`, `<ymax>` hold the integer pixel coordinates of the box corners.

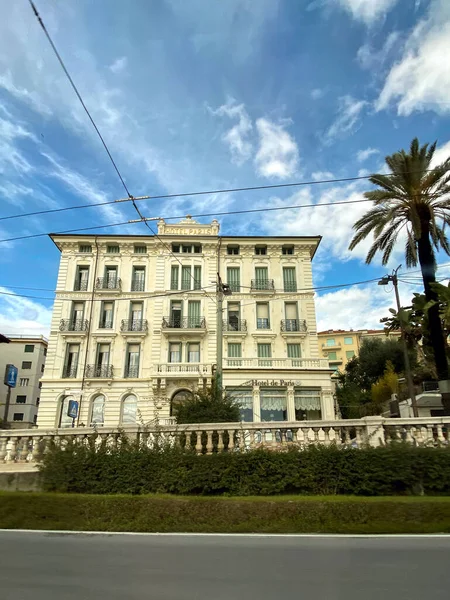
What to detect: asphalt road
<box><xmin>1</xmin><ymin>532</ymin><xmax>450</xmax><ymax>599</ymax></box>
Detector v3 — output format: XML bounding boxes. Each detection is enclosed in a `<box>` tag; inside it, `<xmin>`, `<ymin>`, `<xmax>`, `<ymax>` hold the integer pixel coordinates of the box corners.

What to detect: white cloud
<box><xmin>431</xmin><ymin>139</ymin><xmax>450</xmax><ymax>166</ymax></box>
<box><xmin>376</xmin><ymin>0</ymin><xmax>450</xmax><ymax>116</ymax></box>
<box><xmin>311</xmin><ymin>171</ymin><xmax>334</xmax><ymax>180</ymax></box>
<box><xmin>335</xmin><ymin>0</ymin><xmax>399</xmax><ymax>24</ymax></box>
<box><xmin>0</xmin><ymin>288</ymin><xmax>52</xmax><ymax>337</ymax></box>
<box><xmin>0</xmin><ymin>71</ymin><xmax>53</xmax><ymax>116</ymax></box>
<box><xmin>0</xmin><ymin>113</ymin><xmax>36</xmax><ymax>175</ymax></box>
<box><xmin>356</xmin><ymin>31</ymin><xmax>401</xmax><ymax>70</ymax></box>
<box><xmin>254</xmin><ymin>118</ymin><xmax>299</xmax><ymax>179</ymax></box>
<box><xmin>357</xmin><ymin>147</ymin><xmax>379</xmax><ymax>162</ymax></box>
<box><xmin>209</xmin><ymin>98</ymin><xmax>253</xmax><ymax>165</ymax></box>
<box><xmin>316</xmin><ymin>284</ymin><xmax>395</xmax><ymax>330</ymax></box>
<box><xmin>109</xmin><ymin>56</ymin><xmax>128</xmax><ymax>74</ymax></box>
<box><xmin>311</xmin><ymin>88</ymin><xmax>325</xmax><ymax>99</ymax></box>
<box><xmin>325</xmin><ymin>96</ymin><xmax>367</xmax><ymax>143</ymax></box>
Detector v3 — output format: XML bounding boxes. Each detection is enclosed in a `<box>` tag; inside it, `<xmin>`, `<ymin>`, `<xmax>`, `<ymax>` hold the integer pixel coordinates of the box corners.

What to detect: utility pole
<box><xmin>379</xmin><ymin>265</ymin><xmax>418</xmax><ymax>417</ymax></box>
<box><xmin>215</xmin><ymin>273</ymin><xmax>231</xmax><ymax>392</ymax></box>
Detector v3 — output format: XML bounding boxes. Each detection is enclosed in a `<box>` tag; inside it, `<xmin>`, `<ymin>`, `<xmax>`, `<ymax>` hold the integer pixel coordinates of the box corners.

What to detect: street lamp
<box><xmin>378</xmin><ymin>265</ymin><xmax>418</xmax><ymax>417</ymax></box>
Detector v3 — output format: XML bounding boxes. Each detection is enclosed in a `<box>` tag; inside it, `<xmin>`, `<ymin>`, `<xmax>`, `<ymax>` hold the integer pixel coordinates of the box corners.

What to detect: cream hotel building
<box><xmin>38</xmin><ymin>217</ymin><xmax>334</xmax><ymax>428</ymax></box>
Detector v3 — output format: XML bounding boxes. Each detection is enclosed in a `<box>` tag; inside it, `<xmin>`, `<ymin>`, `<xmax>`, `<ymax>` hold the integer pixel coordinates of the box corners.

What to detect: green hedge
<box><xmin>39</xmin><ymin>439</ymin><xmax>450</xmax><ymax>496</ymax></box>
<box><xmin>1</xmin><ymin>493</ymin><xmax>450</xmax><ymax>533</ymax></box>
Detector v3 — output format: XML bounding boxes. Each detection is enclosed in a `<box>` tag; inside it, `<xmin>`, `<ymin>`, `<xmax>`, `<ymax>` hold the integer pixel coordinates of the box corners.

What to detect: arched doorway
<box><xmin>170</xmin><ymin>389</ymin><xmax>193</xmax><ymax>416</ymax></box>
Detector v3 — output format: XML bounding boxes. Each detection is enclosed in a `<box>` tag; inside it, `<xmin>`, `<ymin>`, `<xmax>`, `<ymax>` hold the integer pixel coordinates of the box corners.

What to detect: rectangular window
<box><xmin>96</xmin><ymin>343</ymin><xmax>111</xmax><ymax>367</ymax></box>
<box><xmin>187</xmin><ymin>342</ymin><xmax>200</xmax><ymax>363</ymax></box>
<box><xmin>193</xmin><ymin>266</ymin><xmax>202</xmax><ymax>290</ymax></box>
<box><xmin>284</xmin><ymin>302</ymin><xmax>299</xmax><ymax>330</ymax></box>
<box><xmin>169</xmin><ymin>342</ymin><xmax>181</xmax><ymax>363</ymax></box>
<box><xmin>170</xmin><ymin>265</ymin><xmax>179</xmax><ymax>290</ymax></box>
<box><xmin>24</xmin><ymin>344</ymin><xmax>35</xmax><ymax>353</ymax></box>
<box><xmin>19</xmin><ymin>378</ymin><xmax>29</xmax><ymax>387</ymax></box>
<box><xmin>104</xmin><ymin>266</ymin><xmax>118</xmax><ymax>287</ymax></box>
<box><xmin>193</xmin><ymin>245</ymin><xmax>202</xmax><ymax>254</ymax></box>
<box><xmin>227</xmin><ymin>302</ymin><xmax>241</xmax><ymax>331</ymax></box>
<box><xmin>255</xmin><ymin>245</ymin><xmax>267</xmax><ymax>255</ymax></box>
<box><xmin>228</xmin><ymin>388</ymin><xmax>253</xmax><ymax>422</ymax></box>
<box><xmin>181</xmin><ymin>266</ymin><xmax>192</xmax><ymax>290</ymax></box>
<box><xmin>63</xmin><ymin>344</ymin><xmax>79</xmax><ymax>378</ymax></box>
<box><xmin>256</xmin><ymin>303</ymin><xmax>270</xmax><ymax>329</ymax></box>
<box><xmin>257</xmin><ymin>343</ymin><xmax>272</xmax><ymax>366</ymax></box>
<box><xmin>287</xmin><ymin>344</ymin><xmax>301</xmax><ymax>366</ymax></box>
<box><xmin>125</xmin><ymin>344</ymin><xmax>140</xmax><ymax>378</ymax></box>
<box><xmin>71</xmin><ymin>301</ymin><xmax>85</xmax><ymax>330</ymax></box>
<box><xmin>79</xmin><ymin>244</ymin><xmax>92</xmax><ymax>253</ymax></box>
<box><xmin>346</xmin><ymin>350</ymin><xmax>355</xmax><ymax>359</ymax></box>
<box><xmin>283</xmin><ymin>267</ymin><xmax>297</xmax><ymax>292</ymax></box>
<box><xmin>16</xmin><ymin>395</ymin><xmax>26</xmax><ymax>404</ymax></box>
<box><xmin>22</xmin><ymin>361</ymin><xmax>32</xmax><ymax>369</ymax></box>
<box><xmin>282</xmin><ymin>246</ymin><xmax>294</xmax><ymax>255</ymax></box>
<box><xmin>170</xmin><ymin>301</ymin><xmax>182</xmax><ymax>327</ymax></box>
<box><xmin>344</xmin><ymin>337</ymin><xmax>353</xmax><ymax>345</ymax></box>
<box><xmin>74</xmin><ymin>266</ymin><xmax>89</xmax><ymax>291</ymax></box>
<box><xmin>254</xmin><ymin>267</ymin><xmax>270</xmax><ymax>290</ymax></box>
<box><xmin>134</xmin><ymin>245</ymin><xmax>147</xmax><ymax>254</ymax></box>
<box><xmin>172</xmin><ymin>244</ymin><xmax>180</xmax><ymax>253</ymax></box>
<box><xmin>131</xmin><ymin>266</ymin><xmax>145</xmax><ymax>291</ymax></box>
<box><xmin>227</xmin><ymin>245</ymin><xmax>240</xmax><ymax>255</ymax></box>
<box><xmin>187</xmin><ymin>300</ymin><xmax>201</xmax><ymax>327</ymax></box>
<box><xmin>13</xmin><ymin>413</ymin><xmax>24</xmax><ymax>422</ymax></box>
<box><xmin>227</xmin><ymin>267</ymin><xmax>240</xmax><ymax>292</ymax></box>
<box><xmin>182</xmin><ymin>245</ymin><xmax>192</xmax><ymax>253</ymax></box>
<box><xmin>294</xmin><ymin>389</ymin><xmax>321</xmax><ymax>421</ymax></box>
<box><xmin>227</xmin><ymin>343</ymin><xmax>242</xmax><ymax>366</ymax></box>
<box><xmin>99</xmin><ymin>301</ymin><xmax>114</xmax><ymax>328</ymax></box>
<box><xmin>260</xmin><ymin>389</ymin><xmax>286</xmax><ymax>421</ymax></box>
<box><xmin>106</xmin><ymin>245</ymin><xmax>119</xmax><ymax>254</ymax></box>
<box><xmin>326</xmin><ymin>338</ymin><xmax>336</xmax><ymax>346</ymax></box>
<box><xmin>328</xmin><ymin>352</ymin><xmax>337</xmax><ymax>360</ymax></box>
<box><xmin>130</xmin><ymin>302</ymin><xmax>143</xmax><ymax>327</ymax></box>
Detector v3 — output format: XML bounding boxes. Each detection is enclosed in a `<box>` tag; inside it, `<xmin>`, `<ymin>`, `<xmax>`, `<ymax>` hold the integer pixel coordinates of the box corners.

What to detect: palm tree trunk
<box><xmin>417</xmin><ymin>217</ymin><xmax>450</xmax><ymax>414</ymax></box>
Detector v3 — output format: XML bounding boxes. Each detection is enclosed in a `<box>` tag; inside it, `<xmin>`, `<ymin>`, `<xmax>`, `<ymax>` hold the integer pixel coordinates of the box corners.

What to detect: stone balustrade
<box><xmin>0</xmin><ymin>416</ymin><xmax>448</xmax><ymax>466</ymax></box>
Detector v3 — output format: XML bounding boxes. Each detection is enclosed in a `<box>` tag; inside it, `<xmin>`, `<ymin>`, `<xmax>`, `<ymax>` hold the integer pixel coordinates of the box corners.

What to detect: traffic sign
<box><xmin>67</xmin><ymin>400</ymin><xmax>79</xmax><ymax>419</ymax></box>
<box><xmin>4</xmin><ymin>364</ymin><xmax>18</xmax><ymax>388</ymax></box>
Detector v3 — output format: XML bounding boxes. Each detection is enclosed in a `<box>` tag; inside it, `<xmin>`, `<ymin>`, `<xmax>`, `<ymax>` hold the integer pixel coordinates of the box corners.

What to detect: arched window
<box><xmin>58</xmin><ymin>396</ymin><xmax>74</xmax><ymax>428</ymax></box>
<box><xmin>90</xmin><ymin>395</ymin><xmax>105</xmax><ymax>426</ymax></box>
<box><xmin>122</xmin><ymin>394</ymin><xmax>137</xmax><ymax>424</ymax></box>
<box><xmin>170</xmin><ymin>389</ymin><xmax>192</xmax><ymax>416</ymax></box>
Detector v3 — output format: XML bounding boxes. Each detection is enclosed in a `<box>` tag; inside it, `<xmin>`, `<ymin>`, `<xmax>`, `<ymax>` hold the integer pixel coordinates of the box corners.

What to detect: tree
<box><xmin>174</xmin><ymin>385</ymin><xmax>241</xmax><ymax>424</ymax></box>
<box><xmin>349</xmin><ymin>138</ymin><xmax>450</xmax><ymax>411</ymax></box>
<box><xmin>371</xmin><ymin>361</ymin><xmax>398</xmax><ymax>407</ymax></box>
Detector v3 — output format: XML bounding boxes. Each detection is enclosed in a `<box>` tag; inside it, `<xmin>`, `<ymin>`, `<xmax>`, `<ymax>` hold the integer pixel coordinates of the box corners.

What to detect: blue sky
<box><xmin>1</xmin><ymin>0</ymin><xmax>450</xmax><ymax>335</ymax></box>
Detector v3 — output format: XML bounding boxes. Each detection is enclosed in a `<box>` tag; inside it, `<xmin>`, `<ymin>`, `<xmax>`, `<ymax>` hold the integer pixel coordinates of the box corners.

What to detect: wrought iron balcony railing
<box><xmin>280</xmin><ymin>319</ymin><xmax>307</xmax><ymax>333</ymax></box>
<box><xmin>74</xmin><ymin>280</ymin><xmax>88</xmax><ymax>291</ymax></box>
<box><xmin>85</xmin><ymin>364</ymin><xmax>113</xmax><ymax>378</ymax></box>
<box><xmin>223</xmin><ymin>319</ymin><xmax>247</xmax><ymax>332</ymax></box>
<box><xmin>95</xmin><ymin>277</ymin><xmax>121</xmax><ymax>290</ymax></box>
<box><xmin>162</xmin><ymin>316</ymin><xmax>206</xmax><ymax>329</ymax></box>
<box><xmin>283</xmin><ymin>282</ymin><xmax>298</xmax><ymax>292</ymax></box>
<box><xmin>62</xmin><ymin>365</ymin><xmax>78</xmax><ymax>378</ymax></box>
<box><xmin>59</xmin><ymin>319</ymin><xmax>89</xmax><ymax>332</ymax></box>
<box><xmin>251</xmin><ymin>279</ymin><xmax>275</xmax><ymax>291</ymax></box>
<box><xmin>131</xmin><ymin>279</ymin><xmax>145</xmax><ymax>292</ymax></box>
<box><xmin>227</xmin><ymin>282</ymin><xmax>241</xmax><ymax>293</ymax></box>
<box><xmin>99</xmin><ymin>320</ymin><xmax>113</xmax><ymax>329</ymax></box>
<box><xmin>120</xmin><ymin>319</ymin><xmax>148</xmax><ymax>332</ymax></box>
<box><xmin>124</xmin><ymin>365</ymin><xmax>139</xmax><ymax>378</ymax></box>
<box><xmin>256</xmin><ymin>318</ymin><xmax>270</xmax><ymax>329</ymax></box>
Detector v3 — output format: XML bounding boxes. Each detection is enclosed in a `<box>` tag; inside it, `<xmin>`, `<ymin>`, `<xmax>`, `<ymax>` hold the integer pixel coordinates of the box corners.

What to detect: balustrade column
<box><xmin>0</xmin><ymin>436</ymin><xmax>8</xmax><ymax>462</ymax></box>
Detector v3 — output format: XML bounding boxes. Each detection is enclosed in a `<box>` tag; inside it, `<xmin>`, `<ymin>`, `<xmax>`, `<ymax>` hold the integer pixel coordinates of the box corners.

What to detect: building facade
<box><xmin>38</xmin><ymin>217</ymin><xmax>334</xmax><ymax>428</ymax></box>
<box><xmin>0</xmin><ymin>335</ymin><xmax>48</xmax><ymax>428</ymax></box>
<box><xmin>318</xmin><ymin>328</ymin><xmax>402</xmax><ymax>372</ymax></box>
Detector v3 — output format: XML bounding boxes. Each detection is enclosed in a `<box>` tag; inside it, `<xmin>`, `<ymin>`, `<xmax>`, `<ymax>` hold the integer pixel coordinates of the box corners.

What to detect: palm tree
<box><xmin>349</xmin><ymin>138</ymin><xmax>450</xmax><ymax>411</ymax></box>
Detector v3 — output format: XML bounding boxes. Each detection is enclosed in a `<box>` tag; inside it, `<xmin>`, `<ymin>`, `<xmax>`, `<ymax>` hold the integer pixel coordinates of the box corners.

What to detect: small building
<box><xmin>0</xmin><ymin>335</ymin><xmax>48</xmax><ymax>428</ymax></box>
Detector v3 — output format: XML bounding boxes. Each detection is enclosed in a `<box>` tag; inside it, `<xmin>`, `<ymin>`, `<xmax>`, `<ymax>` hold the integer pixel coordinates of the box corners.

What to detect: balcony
<box><xmin>250</xmin><ymin>279</ymin><xmax>275</xmax><ymax>293</ymax></box>
<box><xmin>322</xmin><ymin>342</ymin><xmax>341</xmax><ymax>351</ymax></box>
<box><xmin>227</xmin><ymin>282</ymin><xmax>241</xmax><ymax>293</ymax></box>
<box><xmin>95</xmin><ymin>277</ymin><xmax>121</xmax><ymax>292</ymax></box>
<box><xmin>120</xmin><ymin>319</ymin><xmax>148</xmax><ymax>335</ymax></box>
<box><xmin>131</xmin><ymin>279</ymin><xmax>145</xmax><ymax>292</ymax></box>
<box><xmin>223</xmin><ymin>357</ymin><xmax>330</xmax><ymax>369</ymax></box>
<box><xmin>74</xmin><ymin>280</ymin><xmax>88</xmax><ymax>291</ymax></box>
<box><xmin>59</xmin><ymin>319</ymin><xmax>89</xmax><ymax>334</ymax></box>
<box><xmin>280</xmin><ymin>319</ymin><xmax>307</xmax><ymax>335</ymax></box>
<box><xmin>62</xmin><ymin>365</ymin><xmax>78</xmax><ymax>379</ymax></box>
<box><xmin>124</xmin><ymin>366</ymin><xmax>139</xmax><ymax>378</ymax></box>
<box><xmin>85</xmin><ymin>364</ymin><xmax>113</xmax><ymax>379</ymax></box>
<box><xmin>283</xmin><ymin>282</ymin><xmax>298</xmax><ymax>293</ymax></box>
<box><xmin>162</xmin><ymin>316</ymin><xmax>206</xmax><ymax>336</ymax></box>
<box><xmin>223</xmin><ymin>319</ymin><xmax>247</xmax><ymax>335</ymax></box>
<box><xmin>156</xmin><ymin>363</ymin><xmax>212</xmax><ymax>376</ymax></box>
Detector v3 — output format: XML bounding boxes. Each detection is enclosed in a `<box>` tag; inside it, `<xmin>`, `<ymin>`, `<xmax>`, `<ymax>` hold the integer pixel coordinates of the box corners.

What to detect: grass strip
<box><xmin>1</xmin><ymin>493</ymin><xmax>450</xmax><ymax>534</ymax></box>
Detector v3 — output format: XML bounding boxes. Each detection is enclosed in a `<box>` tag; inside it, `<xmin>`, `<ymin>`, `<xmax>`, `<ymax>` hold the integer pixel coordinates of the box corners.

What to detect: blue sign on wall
<box><xmin>4</xmin><ymin>364</ymin><xmax>18</xmax><ymax>388</ymax></box>
<box><xmin>67</xmin><ymin>399</ymin><xmax>79</xmax><ymax>419</ymax></box>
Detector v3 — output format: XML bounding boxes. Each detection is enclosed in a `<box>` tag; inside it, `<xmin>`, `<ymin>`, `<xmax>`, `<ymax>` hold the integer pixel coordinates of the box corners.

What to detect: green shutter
<box><xmin>170</xmin><ymin>265</ymin><xmax>179</xmax><ymax>290</ymax></box>
<box><xmin>255</xmin><ymin>267</ymin><xmax>268</xmax><ymax>282</ymax></box>
<box><xmin>181</xmin><ymin>266</ymin><xmax>191</xmax><ymax>290</ymax></box>
<box><xmin>228</xmin><ymin>343</ymin><xmax>242</xmax><ymax>358</ymax></box>
<box><xmin>287</xmin><ymin>344</ymin><xmax>301</xmax><ymax>358</ymax></box>
<box><xmin>194</xmin><ymin>266</ymin><xmax>201</xmax><ymax>290</ymax></box>
<box><xmin>187</xmin><ymin>300</ymin><xmax>201</xmax><ymax>327</ymax></box>
<box><xmin>227</xmin><ymin>267</ymin><xmax>240</xmax><ymax>292</ymax></box>
<box><xmin>257</xmin><ymin>344</ymin><xmax>271</xmax><ymax>358</ymax></box>
<box><xmin>283</xmin><ymin>267</ymin><xmax>297</xmax><ymax>292</ymax></box>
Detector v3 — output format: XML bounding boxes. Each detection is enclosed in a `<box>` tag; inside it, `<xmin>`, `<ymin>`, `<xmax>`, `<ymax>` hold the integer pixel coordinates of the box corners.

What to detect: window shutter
<box><xmin>181</xmin><ymin>266</ymin><xmax>191</xmax><ymax>290</ymax></box>
<box><xmin>170</xmin><ymin>265</ymin><xmax>179</xmax><ymax>290</ymax></box>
